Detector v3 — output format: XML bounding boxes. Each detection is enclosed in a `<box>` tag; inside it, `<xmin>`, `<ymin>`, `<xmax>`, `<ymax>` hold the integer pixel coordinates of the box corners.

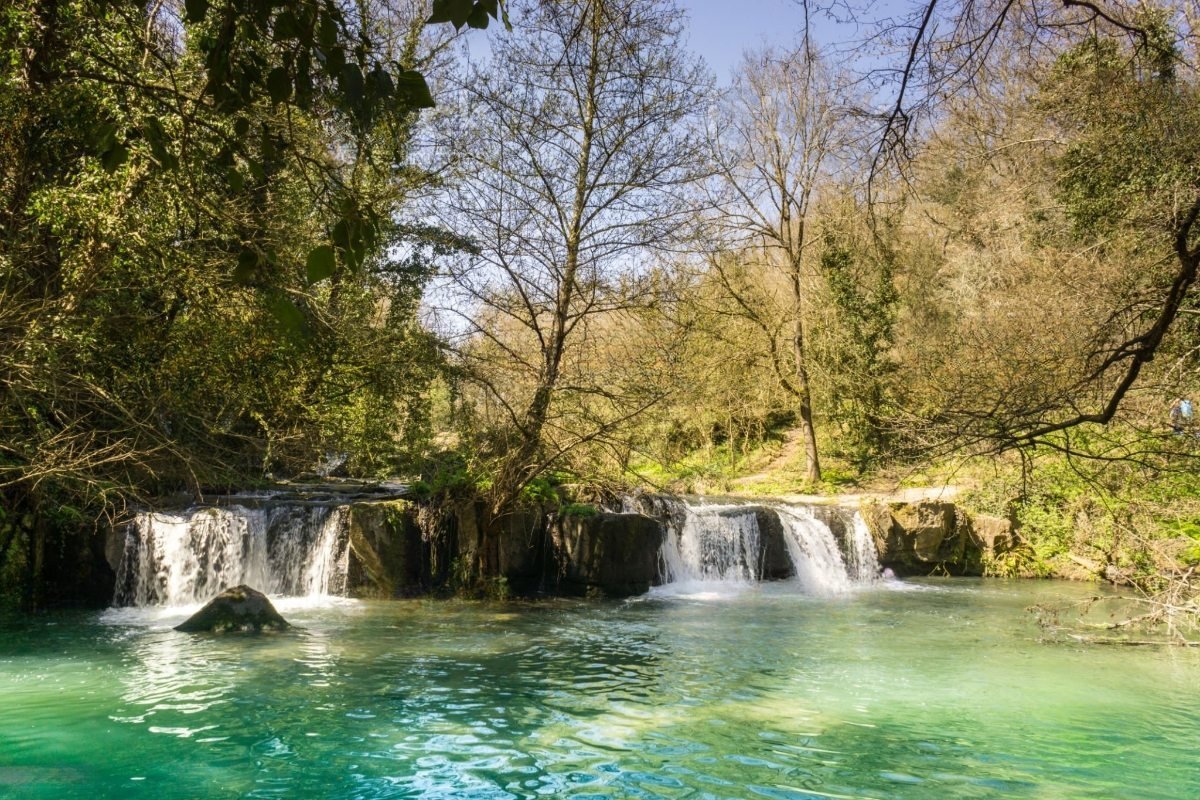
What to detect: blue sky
<box><xmin>461</xmin><ymin>0</ymin><xmax>858</xmax><ymax>86</ymax></box>
<box><xmin>684</xmin><ymin>0</ymin><xmax>804</xmax><ymax>79</ymax></box>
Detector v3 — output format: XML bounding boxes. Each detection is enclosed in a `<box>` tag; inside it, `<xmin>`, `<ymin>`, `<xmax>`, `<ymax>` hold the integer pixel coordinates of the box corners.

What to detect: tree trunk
<box><xmin>489</xmin><ymin>1</ymin><xmax>602</xmax><ymax>515</ymax></box>
<box><xmin>787</xmin><ymin>221</ymin><xmax>821</xmax><ymax>483</ymax></box>
<box><xmin>792</xmin><ymin>312</ymin><xmax>822</xmax><ymax>483</ymax></box>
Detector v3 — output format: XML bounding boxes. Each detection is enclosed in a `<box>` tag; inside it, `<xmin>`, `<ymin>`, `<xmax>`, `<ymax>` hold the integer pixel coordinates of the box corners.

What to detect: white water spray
<box><xmin>651</xmin><ymin>497</ymin><xmax>879</xmax><ymax>596</ymax></box>
<box><xmin>659</xmin><ymin>504</ymin><xmax>764</xmax><ymax>588</ymax></box>
<box><xmin>114</xmin><ymin>503</ymin><xmax>351</xmax><ymax>607</ymax></box>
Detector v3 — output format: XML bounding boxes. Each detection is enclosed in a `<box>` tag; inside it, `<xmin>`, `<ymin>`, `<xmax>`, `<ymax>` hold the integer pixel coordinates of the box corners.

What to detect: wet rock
<box><xmin>753</xmin><ymin>508</ymin><xmax>794</xmax><ymax>580</ymax></box>
<box><xmin>346</xmin><ymin>500</ymin><xmax>424</xmax><ymax>598</ymax></box>
<box><xmin>864</xmin><ymin>500</ymin><xmax>968</xmax><ymax>575</ymax></box>
<box><xmin>495</xmin><ymin>510</ymin><xmax>547</xmax><ymax>588</ymax></box>
<box><xmin>174</xmin><ymin>585</ymin><xmax>289</xmax><ymax>633</ymax></box>
<box><xmin>552</xmin><ymin>512</ymin><xmax>665</xmax><ymax>597</ymax></box>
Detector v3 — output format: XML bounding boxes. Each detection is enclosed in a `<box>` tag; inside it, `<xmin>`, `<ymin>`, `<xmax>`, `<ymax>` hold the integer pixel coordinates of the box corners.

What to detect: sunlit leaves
<box><xmin>191</xmin><ymin>0</ymin><xmax>446</xmax><ymax>134</ymax></box>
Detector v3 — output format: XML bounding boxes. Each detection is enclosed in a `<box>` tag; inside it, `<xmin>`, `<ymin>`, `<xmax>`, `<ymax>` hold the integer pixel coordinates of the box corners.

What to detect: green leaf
<box><xmin>273</xmin><ymin>10</ymin><xmax>301</xmax><ymax>40</ymax></box>
<box><xmin>267</xmin><ymin>294</ymin><xmax>308</xmax><ymax>338</ymax></box>
<box><xmin>234</xmin><ymin>248</ymin><xmax>259</xmax><ymax>283</ymax></box>
<box><xmin>317</xmin><ymin>13</ymin><xmax>338</xmax><ymax>48</ymax></box>
<box><xmin>369</xmin><ymin>65</ymin><xmax>394</xmax><ymax>99</ymax></box>
<box><xmin>427</xmin><ymin>0</ymin><xmax>475</xmax><ymax>28</ymax></box>
<box><xmin>393</xmin><ymin>69</ymin><xmax>435</xmax><ymax>109</ymax></box>
<box><xmin>91</xmin><ymin>122</ymin><xmax>118</xmax><ymax>152</ymax></box>
<box><xmin>305</xmin><ymin>245</ymin><xmax>336</xmax><ymax>284</ymax></box>
<box><xmin>294</xmin><ymin>52</ymin><xmax>313</xmax><ymax>109</ymax></box>
<box><xmin>142</xmin><ymin>116</ymin><xmax>176</xmax><ymax>169</ymax></box>
<box><xmin>100</xmin><ymin>143</ymin><xmax>128</xmax><ymax>172</ymax></box>
<box><xmin>184</xmin><ymin>0</ymin><xmax>209</xmax><ymax>23</ymax></box>
<box><xmin>331</xmin><ymin>218</ymin><xmax>352</xmax><ymax>250</ymax></box>
<box><xmin>339</xmin><ymin>64</ymin><xmax>364</xmax><ymax>106</ymax></box>
<box><xmin>322</xmin><ymin>45</ymin><xmax>346</xmax><ymax>78</ymax></box>
<box><xmin>267</xmin><ymin>67</ymin><xmax>292</xmax><ymax>103</ymax></box>
<box><xmin>467</xmin><ymin>6</ymin><xmax>491</xmax><ymax>29</ymax></box>
<box><xmin>233</xmin><ymin>117</ymin><xmax>251</xmax><ymax>137</ymax></box>
<box><xmin>142</xmin><ymin>116</ymin><xmax>166</xmax><ymax>145</ymax></box>
<box><xmin>227</xmin><ymin>167</ymin><xmax>245</xmax><ymax>192</ymax></box>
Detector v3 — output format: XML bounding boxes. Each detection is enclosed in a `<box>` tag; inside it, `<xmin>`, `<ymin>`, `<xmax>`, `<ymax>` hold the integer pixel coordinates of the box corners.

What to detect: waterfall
<box><xmin>846</xmin><ymin>511</ymin><xmax>882</xmax><ymax>582</ymax></box>
<box><xmin>659</xmin><ymin>504</ymin><xmax>764</xmax><ymax>586</ymax></box>
<box><xmin>113</xmin><ymin>503</ymin><xmax>351</xmax><ymax>607</ymax></box>
<box><xmin>647</xmin><ymin>496</ymin><xmax>880</xmax><ymax>595</ymax></box>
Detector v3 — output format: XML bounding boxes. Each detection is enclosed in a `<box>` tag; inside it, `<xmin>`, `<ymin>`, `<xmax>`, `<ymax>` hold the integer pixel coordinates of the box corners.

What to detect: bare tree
<box><xmin>702</xmin><ymin>45</ymin><xmax>852</xmax><ymax>483</ymax></box>
<box><xmin>433</xmin><ymin>0</ymin><xmax>710</xmax><ymax>511</ymax></box>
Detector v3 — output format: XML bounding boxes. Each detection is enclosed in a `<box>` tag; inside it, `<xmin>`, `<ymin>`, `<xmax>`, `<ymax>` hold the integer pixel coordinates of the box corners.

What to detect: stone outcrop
<box><xmin>963</xmin><ymin>513</ymin><xmax>1020</xmax><ymax>572</ymax></box>
<box><xmin>345</xmin><ymin>500</ymin><xmax>425</xmax><ymax>598</ymax></box>
<box><xmin>551</xmin><ymin>512</ymin><xmax>665</xmax><ymax>597</ymax></box>
<box><xmin>863</xmin><ymin>500</ymin><xmax>1024</xmax><ymax>575</ymax></box>
<box><xmin>494</xmin><ymin>510</ymin><xmax>548</xmax><ymax>592</ymax></box>
<box><xmin>175</xmin><ymin>585</ymin><xmax>289</xmax><ymax>633</ymax></box>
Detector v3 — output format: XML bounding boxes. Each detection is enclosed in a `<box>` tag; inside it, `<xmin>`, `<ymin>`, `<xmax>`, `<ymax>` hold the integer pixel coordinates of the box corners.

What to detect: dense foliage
<box><xmin>0</xmin><ymin>0</ymin><xmax>490</xmax><ymax>607</ymax></box>
<box><xmin>4</xmin><ymin>0</ymin><xmax>1200</xmax><ymax>611</ymax></box>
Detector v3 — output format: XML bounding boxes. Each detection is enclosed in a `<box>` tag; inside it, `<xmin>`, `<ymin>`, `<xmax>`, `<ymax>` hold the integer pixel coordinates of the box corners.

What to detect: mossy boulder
<box><xmin>175</xmin><ymin>585</ymin><xmax>289</xmax><ymax>633</ymax></box>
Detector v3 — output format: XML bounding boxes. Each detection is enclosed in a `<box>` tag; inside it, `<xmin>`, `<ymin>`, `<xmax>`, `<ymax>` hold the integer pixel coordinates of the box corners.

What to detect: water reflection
<box><xmin>1</xmin><ymin>584</ymin><xmax>1198</xmax><ymax>799</ymax></box>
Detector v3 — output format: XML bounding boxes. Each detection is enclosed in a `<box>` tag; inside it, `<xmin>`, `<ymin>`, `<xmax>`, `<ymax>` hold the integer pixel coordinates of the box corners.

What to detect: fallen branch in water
<box><xmin>1029</xmin><ymin>567</ymin><xmax>1200</xmax><ymax>646</ymax></box>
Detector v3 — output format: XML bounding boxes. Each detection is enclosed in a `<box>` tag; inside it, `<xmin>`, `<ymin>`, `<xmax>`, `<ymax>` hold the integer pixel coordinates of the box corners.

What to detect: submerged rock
<box><xmin>174</xmin><ymin>585</ymin><xmax>289</xmax><ymax>633</ymax></box>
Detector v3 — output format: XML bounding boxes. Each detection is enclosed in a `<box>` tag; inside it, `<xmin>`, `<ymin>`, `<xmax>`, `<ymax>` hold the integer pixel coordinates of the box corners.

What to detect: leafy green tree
<box><xmin>0</xmin><ymin>0</ymin><xmax>491</xmax><ymax>608</ymax></box>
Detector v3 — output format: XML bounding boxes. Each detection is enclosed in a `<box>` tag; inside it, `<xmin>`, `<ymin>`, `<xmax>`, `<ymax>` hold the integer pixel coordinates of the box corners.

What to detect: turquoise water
<box><xmin>1</xmin><ymin>580</ymin><xmax>1197</xmax><ymax>799</ymax></box>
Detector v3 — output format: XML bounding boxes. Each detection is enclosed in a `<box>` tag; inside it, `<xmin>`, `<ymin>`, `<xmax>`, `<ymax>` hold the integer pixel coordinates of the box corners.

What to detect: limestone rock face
<box><xmin>552</xmin><ymin>513</ymin><xmax>665</xmax><ymax>597</ymax></box>
<box><xmin>966</xmin><ymin>515</ymin><xmax>1018</xmax><ymax>556</ymax></box>
<box><xmin>864</xmin><ymin>501</ymin><xmax>1026</xmax><ymax>576</ymax></box>
<box><xmin>174</xmin><ymin>585</ymin><xmax>289</xmax><ymax>633</ymax></box>
<box><xmin>346</xmin><ymin>500</ymin><xmax>424</xmax><ymax>598</ymax></box>
<box><xmin>866</xmin><ymin>501</ymin><xmax>962</xmax><ymax>572</ymax></box>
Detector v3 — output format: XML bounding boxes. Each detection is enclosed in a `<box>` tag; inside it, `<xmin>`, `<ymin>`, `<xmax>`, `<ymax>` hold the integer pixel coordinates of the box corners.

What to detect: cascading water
<box><xmin>646</xmin><ymin>496</ymin><xmax>880</xmax><ymax>595</ymax></box>
<box><xmin>659</xmin><ymin>504</ymin><xmax>764</xmax><ymax>586</ymax></box>
<box><xmin>113</xmin><ymin>503</ymin><xmax>352</xmax><ymax>607</ymax></box>
<box><xmin>845</xmin><ymin>511</ymin><xmax>882</xmax><ymax>582</ymax></box>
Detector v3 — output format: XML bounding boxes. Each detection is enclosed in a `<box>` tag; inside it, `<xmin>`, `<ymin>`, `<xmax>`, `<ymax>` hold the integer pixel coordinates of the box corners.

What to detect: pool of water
<box><xmin>1</xmin><ymin>579</ymin><xmax>1197</xmax><ymax>799</ymax></box>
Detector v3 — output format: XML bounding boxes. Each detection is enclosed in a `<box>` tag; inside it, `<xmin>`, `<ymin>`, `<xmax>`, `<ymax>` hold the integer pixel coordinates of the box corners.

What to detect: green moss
<box><xmin>562</xmin><ymin>503</ymin><xmax>598</xmax><ymax>518</ymax></box>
